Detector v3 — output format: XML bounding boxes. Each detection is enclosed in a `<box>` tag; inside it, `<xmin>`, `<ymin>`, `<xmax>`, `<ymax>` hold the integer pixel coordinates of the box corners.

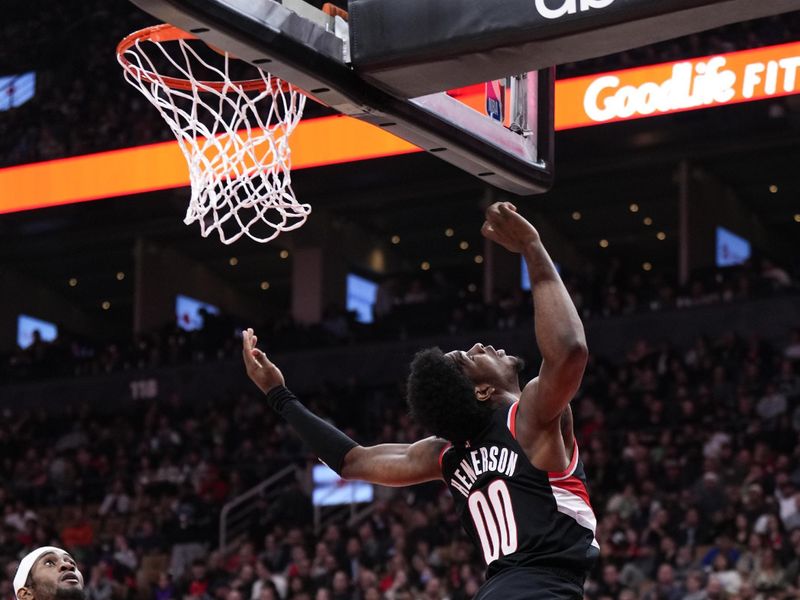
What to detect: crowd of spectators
<box><xmin>2</xmin><ymin>258</ymin><xmax>796</xmax><ymax>384</ymax></box>
<box><xmin>2</xmin><ymin>3</ymin><xmax>799</xmax><ymax>167</ymax></box>
<box><xmin>2</xmin><ymin>305</ymin><xmax>800</xmax><ymax>599</ymax></box>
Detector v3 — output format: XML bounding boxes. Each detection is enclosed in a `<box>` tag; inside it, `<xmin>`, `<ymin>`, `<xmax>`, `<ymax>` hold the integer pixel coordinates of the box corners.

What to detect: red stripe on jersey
<box><xmin>551</xmin><ymin>475</ymin><xmax>593</xmax><ymax>510</ymax></box>
<box><xmin>507</xmin><ymin>402</ymin><xmax>520</xmax><ymax>439</ymax></box>
<box><xmin>548</xmin><ymin>439</ymin><xmax>579</xmax><ymax>480</ymax></box>
<box><xmin>438</xmin><ymin>443</ymin><xmax>452</xmax><ymax>468</ymax></box>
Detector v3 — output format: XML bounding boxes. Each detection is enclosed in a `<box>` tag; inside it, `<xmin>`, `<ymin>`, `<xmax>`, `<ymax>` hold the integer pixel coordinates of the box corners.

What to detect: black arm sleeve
<box><xmin>265</xmin><ymin>386</ymin><xmax>359</xmax><ymax>475</ymax></box>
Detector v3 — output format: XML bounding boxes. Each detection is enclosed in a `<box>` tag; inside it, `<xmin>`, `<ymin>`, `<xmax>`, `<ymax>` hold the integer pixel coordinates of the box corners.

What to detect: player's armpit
<box><xmin>560</xmin><ymin>404</ymin><xmax>575</xmax><ymax>451</ymax></box>
<box><xmin>340</xmin><ymin>437</ymin><xmax>448</xmax><ymax>487</ymax></box>
<box><xmin>515</xmin><ymin>372</ymin><xmax>582</xmax><ymax>471</ymax></box>
<box><xmin>520</xmin><ymin>343</ymin><xmax>587</xmax><ymax>427</ymax></box>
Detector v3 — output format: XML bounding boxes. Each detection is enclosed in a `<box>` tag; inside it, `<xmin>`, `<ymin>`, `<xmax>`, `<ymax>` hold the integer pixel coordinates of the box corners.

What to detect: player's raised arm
<box><xmin>242</xmin><ymin>329</ymin><xmax>445</xmax><ymax>486</ymax></box>
<box><xmin>481</xmin><ymin>203</ymin><xmax>588</xmax><ymax>428</ymax></box>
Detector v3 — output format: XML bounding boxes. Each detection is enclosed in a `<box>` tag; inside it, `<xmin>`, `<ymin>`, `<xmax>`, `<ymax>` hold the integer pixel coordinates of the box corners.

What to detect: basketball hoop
<box><xmin>117</xmin><ymin>24</ymin><xmax>310</xmax><ymax>244</ymax></box>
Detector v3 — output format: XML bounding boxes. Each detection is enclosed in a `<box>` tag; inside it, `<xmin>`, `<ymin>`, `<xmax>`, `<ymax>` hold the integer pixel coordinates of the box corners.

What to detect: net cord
<box><xmin>118</xmin><ymin>31</ymin><xmax>310</xmax><ymax>244</ymax></box>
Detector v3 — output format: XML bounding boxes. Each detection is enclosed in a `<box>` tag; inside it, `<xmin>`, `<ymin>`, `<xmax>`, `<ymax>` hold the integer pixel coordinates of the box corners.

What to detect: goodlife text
<box><xmin>584</xmin><ymin>55</ymin><xmax>800</xmax><ymax>122</ymax></box>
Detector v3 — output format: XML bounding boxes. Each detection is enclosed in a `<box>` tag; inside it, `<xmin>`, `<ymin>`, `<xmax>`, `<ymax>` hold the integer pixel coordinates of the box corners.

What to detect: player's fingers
<box><xmin>489</xmin><ymin>203</ymin><xmax>516</xmax><ymax>227</ymax></box>
<box><xmin>252</xmin><ymin>349</ymin><xmax>271</xmax><ymax>368</ymax></box>
<box><xmin>497</xmin><ymin>202</ymin><xmax>516</xmax><ymax>217</ymax></box>
<box><xmin>485</xmin><ymin>211</ymin><xmax>502</xmax><ymax>229</ymax></box>
<box><xmin>485</xmin><ymin>202</ymin><xmax>503</xmax><ymax>222</ymax></box>
<box><xmin>482</xmin><ymin>225</ymin><xmax>504</xmax><ymax>245</ymax></box>
<box><xmin>249</xmin><ymin>349</ymin><xmax>264</xmax><ymax>367</ymax></box>
<box><xmin>243</xmin><ymin>343</ymin><xmax>258</xmax><ymax>369</ymax></box>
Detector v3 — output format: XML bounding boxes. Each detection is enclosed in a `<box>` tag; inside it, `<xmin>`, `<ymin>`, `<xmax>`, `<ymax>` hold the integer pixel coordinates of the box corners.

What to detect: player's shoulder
<box><xmin>441</xmin><ymin>405</ymin><xmax>518</xmax><ymax>459</ymax></box>
<box><xmin>465</xmin><ymin>403</ymin><xmax>519</xmax><ymax>447</ymax></box>
<box><xmin>493</xmin><ymin>399</ymin><xmax>520</xmax><ymax>437</ymax></box>
<box><xmin>415</xmin><ymin>436</ymin><xmax>451</xmax><ymax>462</ymax></box>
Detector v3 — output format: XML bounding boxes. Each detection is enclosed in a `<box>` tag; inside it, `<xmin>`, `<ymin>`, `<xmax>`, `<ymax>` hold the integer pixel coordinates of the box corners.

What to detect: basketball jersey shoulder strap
<box><xmin>504</xmin><ymin>400</ymin><xmax>581</xmax><ymax>479</ymax></box>
<box><xmin>506</xmin><ymin>400</ymin><xmax>521</xmax><ymax>439</ymax></box>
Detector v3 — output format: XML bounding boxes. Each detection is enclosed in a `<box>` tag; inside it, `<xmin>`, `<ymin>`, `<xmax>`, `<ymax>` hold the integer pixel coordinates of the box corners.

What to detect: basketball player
<box><xmin>13</xmin><ymin>547</ymin><xmax>85</xmax><ymax>600</ymax></box>
<box><xmin>243</xmin><ymin>202</ymin><xmax>596</xmax><ymax>599</ymax></box>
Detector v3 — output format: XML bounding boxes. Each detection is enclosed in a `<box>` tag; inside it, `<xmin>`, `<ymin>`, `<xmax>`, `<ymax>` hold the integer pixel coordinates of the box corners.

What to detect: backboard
<box><xmin>128</xmin><ymin>0</ymin><xmax>555</xmax><ymax>196</ymax></box>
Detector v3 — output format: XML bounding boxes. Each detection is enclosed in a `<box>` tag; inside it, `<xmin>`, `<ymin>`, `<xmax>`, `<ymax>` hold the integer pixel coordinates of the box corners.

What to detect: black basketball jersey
<box><xmin>439</xmin><ymin>401</ymin><xmax>600</xmax><ymax>579</ymax></box>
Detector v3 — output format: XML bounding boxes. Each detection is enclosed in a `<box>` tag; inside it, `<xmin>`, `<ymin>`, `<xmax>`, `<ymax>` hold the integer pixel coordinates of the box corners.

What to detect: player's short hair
<box><xmin>406</xmin><ymin>347</ymin><xmax>492</xmax><ymax>444</ymax></box>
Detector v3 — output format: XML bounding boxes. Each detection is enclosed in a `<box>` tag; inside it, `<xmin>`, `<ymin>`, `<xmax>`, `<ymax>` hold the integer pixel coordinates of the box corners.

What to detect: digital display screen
<box><xmin>312</xmin><ymin>464</ymin><xmax>374</xmax><ymax>506</ymax></box>
<box><xmin>17</xmin><ymin>314</ymin><xmax>57</xmax><ymax>349</ymax></box>
<box><xmin>716</xmin><ymin>226</ymin><xmax>751</xmax><ymax>267</ymax></box>
<box><xmin>522</xmin><ymin>257</ymin><xmax>560</xmax><ymax>291</ymax></box>
<box><xmin>347</xmin><ymin>274</ymin><xmax>378</xmax><ymax>324</ymax></box>
<box><xmin>522</xmin><ymin>256</ymin><xmax>530</xmax><ymax>291</ymax></box>
<box><xmin>0</xmin><ymin>72</ymin><xmax>36</xmax><ymax>111</ymax></box>
<box><xmin>175</xmin><ymin>294</ymin><xmax>220</xmax><ymax>331</ymax></box>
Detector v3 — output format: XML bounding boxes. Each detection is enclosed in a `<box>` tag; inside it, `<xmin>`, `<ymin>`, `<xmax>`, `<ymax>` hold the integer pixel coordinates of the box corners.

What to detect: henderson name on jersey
<box><xmin>440</xmin><ymin>401</ymin><xmax>600</xmax><ymax>577</ymax></box>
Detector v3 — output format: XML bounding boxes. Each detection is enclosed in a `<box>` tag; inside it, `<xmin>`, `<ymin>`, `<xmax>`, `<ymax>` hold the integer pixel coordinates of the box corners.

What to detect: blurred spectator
<box><xmin>60</xmin><ymin>508</ymin><xmax>94</xmax><ymax>549</ymax></box>
<box><xmin>152</xmin><ymin>573</ymin><xmax>175</xmax><ymax>600</ymax></box>
<box><xmin>99</xmin><ymin>480</ymin><xmax>132</xmax><ymax>516</ymax></box>
<box><xmin>85</xmin><ymin>562</ymin><xmax>114</xmax><ymax>600</ymax></box>
<box><xmin>682</xmin><ymin>570</ymin><xmax>706</xmax><ymax>600</ymax></box>
<box><xmin>749</xmin><ymin>548</ymin><xmax>784</xmax><ymax>596</ymax></box>
<box><xmin>641</xmin><ymin>564</ymin><xmax>683</xmax><ymax>600</ymax></box>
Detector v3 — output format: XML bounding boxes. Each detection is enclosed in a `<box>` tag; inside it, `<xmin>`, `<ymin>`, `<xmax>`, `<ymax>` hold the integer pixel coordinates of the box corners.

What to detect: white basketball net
<box><xmin>118</xmin><ymin>26</ymin><xmax>310</xmax><ymax>244</ymax></box>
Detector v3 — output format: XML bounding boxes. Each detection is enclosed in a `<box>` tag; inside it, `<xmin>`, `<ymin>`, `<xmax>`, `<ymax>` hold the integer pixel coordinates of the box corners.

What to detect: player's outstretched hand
<box><xmin>481</xmin><ymin>201</ymin><xmax>540</xmax><ymax>254</ymax></box>
<box><xmin>242</xmin><ymin>327</ymin><xmax>285</xmax><ymax>394</ymax></box>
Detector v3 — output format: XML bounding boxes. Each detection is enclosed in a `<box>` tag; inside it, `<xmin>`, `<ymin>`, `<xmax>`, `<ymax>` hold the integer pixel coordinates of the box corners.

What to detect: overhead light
<box><xmin>656</xmin><ymin>231</ymin><xmax>666</xmax><ymax>241</ymax></box>
<box><xmin>769</xmin><ymin>184</ymin><xmax>779</xmax><ymax>194</ymax></box>
<box><xmin>116</xmin><ymin>271</ymin><xmax>125</xmax><ymax>281</ymax></box>
<box><xmin>629</xmin><ymin>203</ymin><xmax>640</xmax><ymax>213</ymax></box>
<box><xmin>101</xmin><ymin>301</ymin><xmax>111</xmax><ymax>310</ymax></box>
<box><xmin>643</xmin><ymin>217</ymin><xmax>653</xmax><ymax>226</ymax></box>
<box><xmin>794</xmin><ymin>214</ymin><xmax>800</xmax><ymax>223</ymax></box>
<box><xmin>445</xmin><ymin>228</ymin><xmax>454</xmax><ymax>237</ymax></box>
<box><xmin>390</xmin><ymin>235</ymin><xmax>400</xmax><ymax>245</ymax></box>
<box><xmin>599</xmin><ymin>239</ymin><xmax>609</xmax><ymax>248</ymax></box>
<box><xmin>279</xmin><ymin>249</ymin><xmax>290</xmax><ymax>258</ymax></box>
<box><xmin>571</xmin><ymin>211</ymin><xmax>582</xmax><ymax>221</ymax></box>
<box><xmin>459</xmin><ymin>241</ymin><xmax>469</xmax><ymax>250</ymax></box>
<box><xmin>260</xmin><ymin>281</ymin><xmax>270</xmax><ymax>290</ymax></box>
<box><xmin>467</xmin><ymin>283</ymin><xmax>477</xmax><ymax>293</ymax></box>
<box><xmin>474</xmin><ymin>255</ymin><xmax>484</xmax><ymax>264</ymax></box>
<box><xmin>421</xmin><ymin>261</ymin><xmax>431</xmax><ymax>271</ymax></box>
<box><xmin>68</xmin><ymin>277</ymin><xmax>78</xmax><ymax>287</ymax></box>
<box><xmin>642</xmin><ymin>262</ymin><xmax>653</xmax><ymax>272</ymax></box>
<box><xmin>229</xmin><ymin>257</ymin><xmax>239</xmax><ymax>266</ymax></box>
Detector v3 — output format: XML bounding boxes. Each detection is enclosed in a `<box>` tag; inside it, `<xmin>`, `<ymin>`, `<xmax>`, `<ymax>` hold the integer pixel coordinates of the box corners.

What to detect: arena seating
<box><xmin>2</xmin><ymin>293</ymin><xmax>800</xmax><ymax>599</ymax></box>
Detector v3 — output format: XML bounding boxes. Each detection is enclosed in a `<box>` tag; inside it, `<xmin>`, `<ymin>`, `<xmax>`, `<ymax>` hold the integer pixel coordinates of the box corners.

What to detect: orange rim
<box><xmin>116</xmin><ymin>24</ymin><xmax>291</xmax><ymax>93</ymax></box>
